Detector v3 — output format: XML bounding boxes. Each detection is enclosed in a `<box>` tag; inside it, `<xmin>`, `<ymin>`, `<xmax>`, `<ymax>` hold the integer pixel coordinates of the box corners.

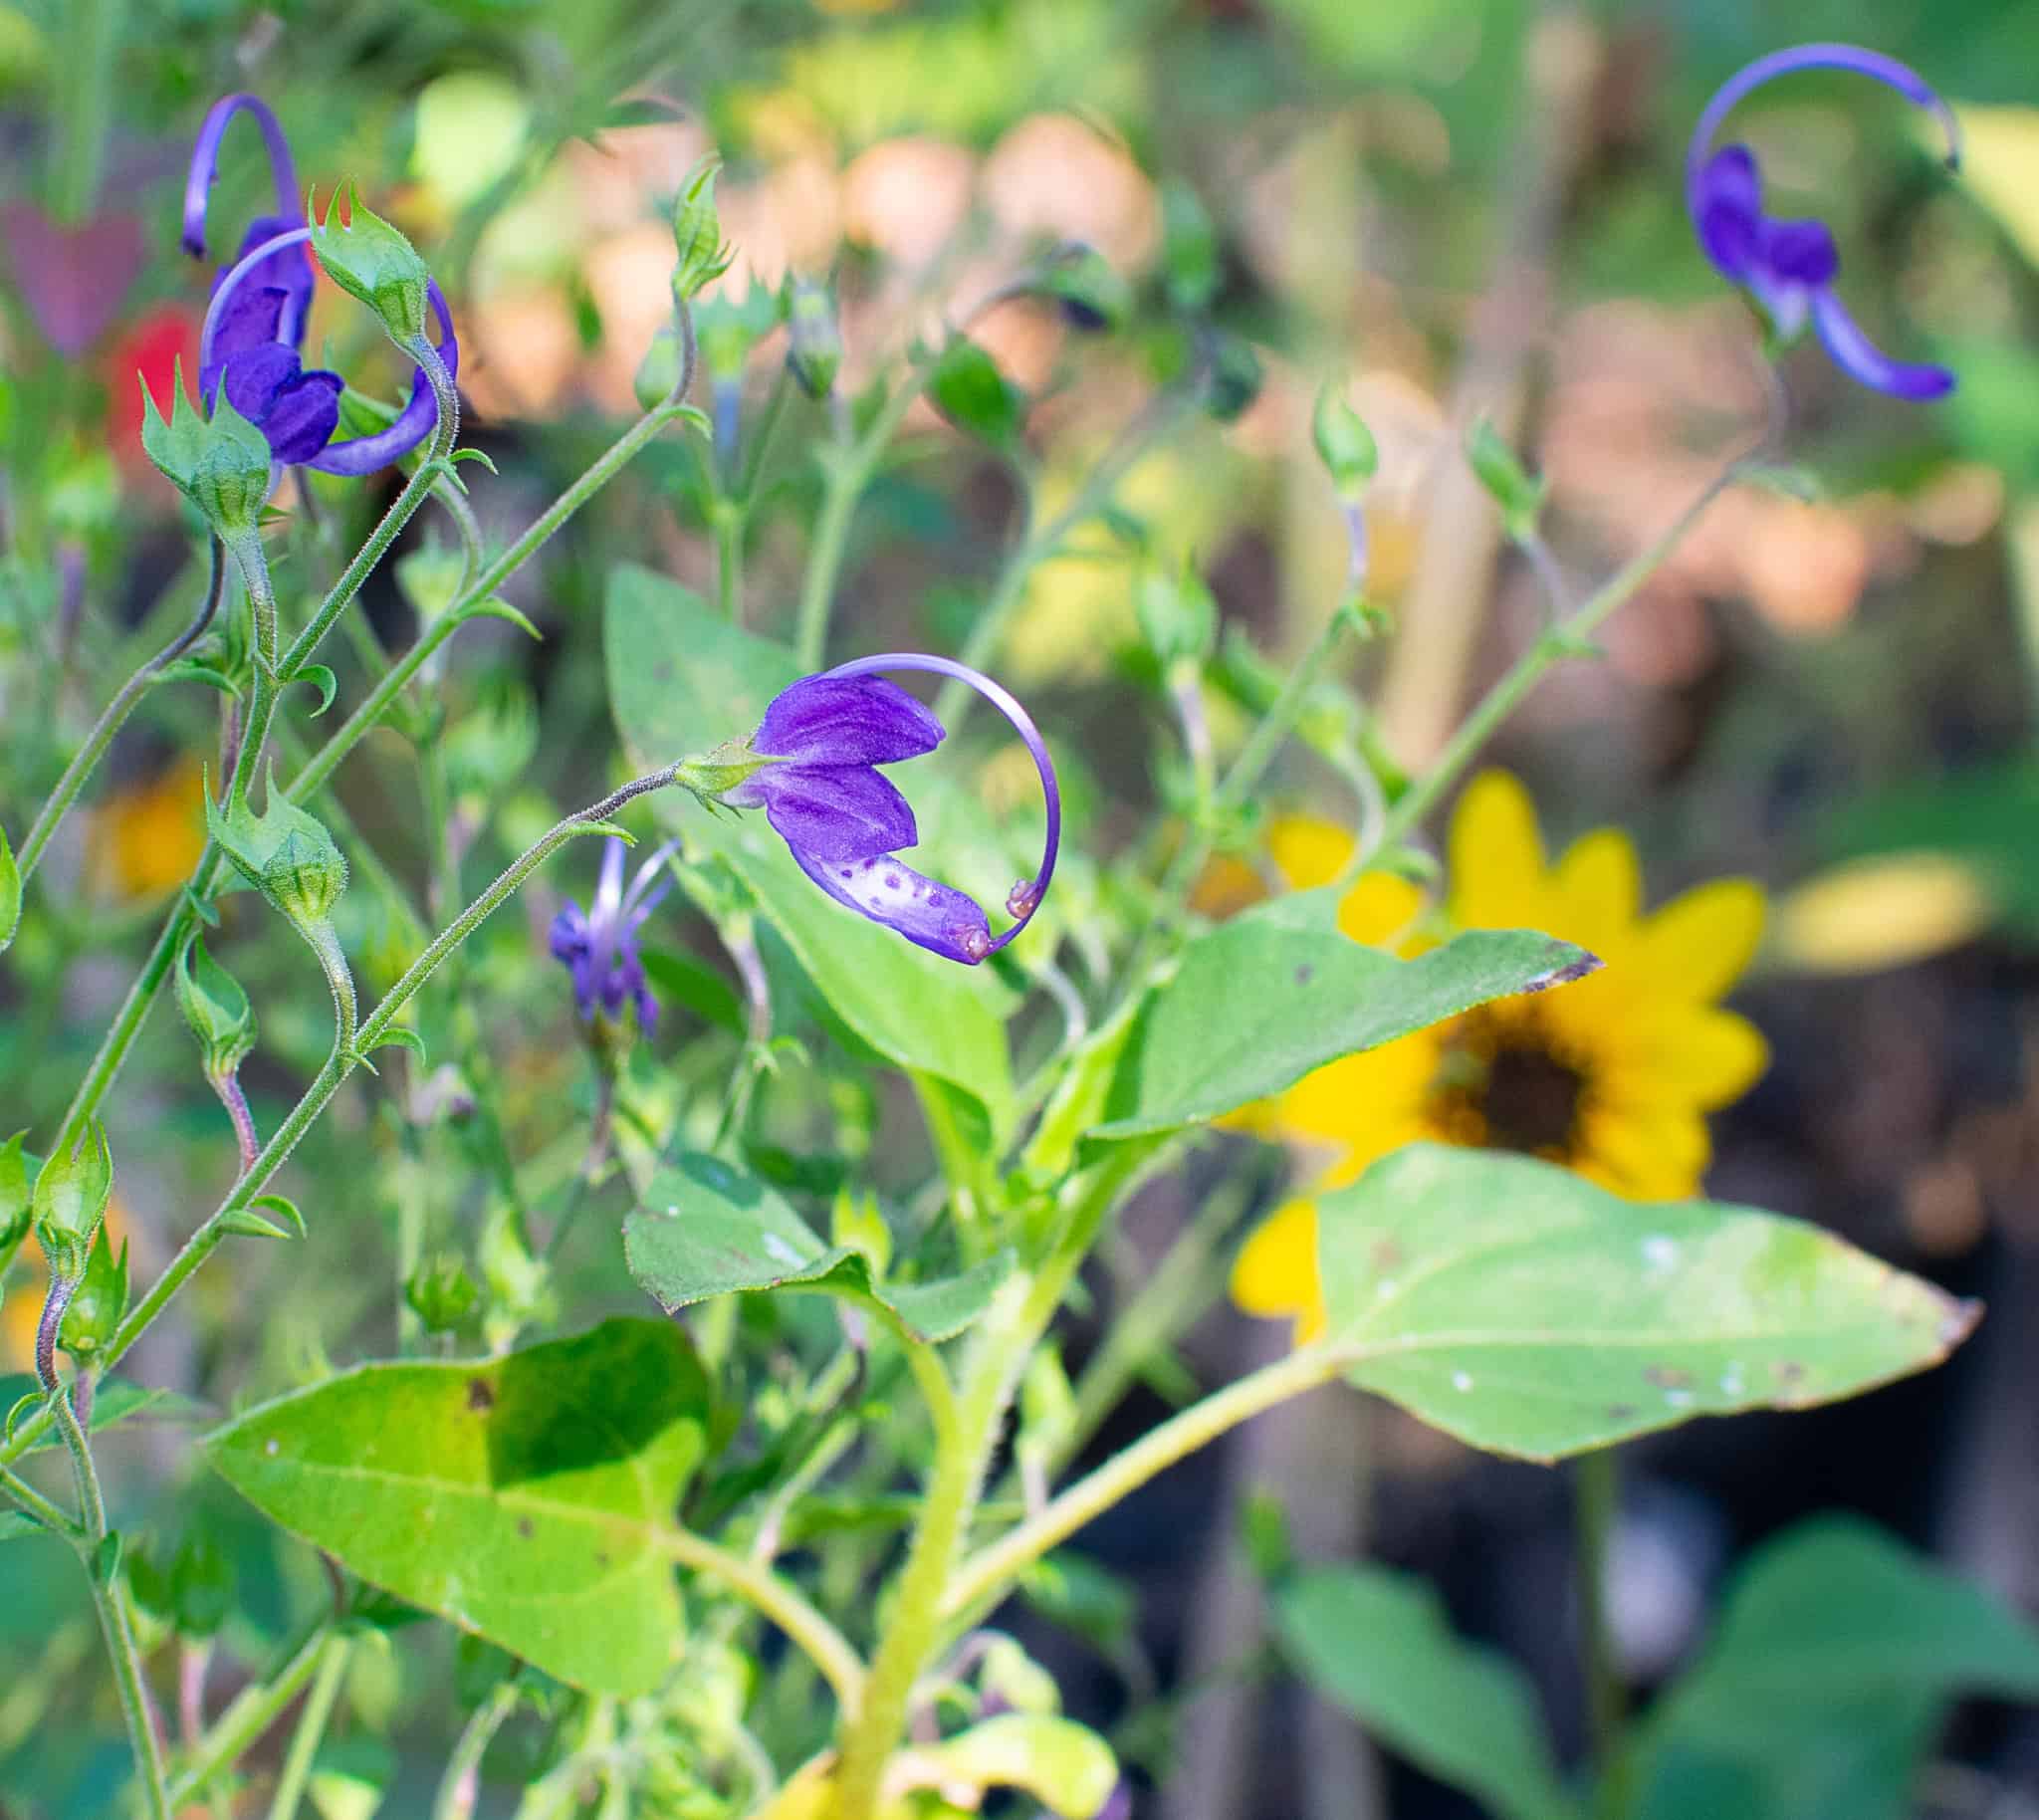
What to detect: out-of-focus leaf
<box><xmin>1276</xmin><ymin>1564</ymin><xmax>1577</xmax><ymax>1820</ymax></box>
<box><xmin>1630</xmin><ymin>1517</ymin><xmax>2039</xmax><ymax>1820</ymax></box>
<box><xmin>1318</xmin><ymin>1145</ymin><xmax>1977</xmax><ymax>1461</ymax></box>
<box><xmin>624</xmin><ymin>1152</ymin><xmax>1012</xmax><ymax>1343</ymax></box>
<box><xmin>899</xmin><ymin>1714</ymin><xmax>1118</xmax><ymax>1819</ymax></box>
<box><xmin>1092</xmin><ymin>887</ymin><xmax>1593</xmax><ymax>1139</ymax></box>
<box><xmin>927</xmin><ymin>339</ymin><xmax>1023</xmax><ymax>448</ymax></box>
<box><xmin>0</xmin><ymin>1375</ymin><xmax>202</xmax><ymax>1451</ymax></box>
<box><xmin>203</xmin><ymin>1319</ymin><xmax>710</xmax><ymax>1696</ymax></box>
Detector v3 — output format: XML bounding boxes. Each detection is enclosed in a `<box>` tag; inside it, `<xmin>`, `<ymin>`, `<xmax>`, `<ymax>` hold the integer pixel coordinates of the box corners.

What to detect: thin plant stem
<box><xmin>169</xmin><ymin>1618</ymin><xmax>334</xmax><ymax>1807</ymax></box>
<box><xmin>0</xmin><ymin>1463</ymin><xmax>80</xmax><ymax>1537</ymax></box>
<box><xmin>659</xmin><ymin>1526</ymin><xmax>866</xmax><ymax>1713</ymax></box>
<box><xmin>1575</xmin><ymin>1445</ymin><xmax>1627</xmax><ymax>1806</ymax></box>
<box><xmin>264</xmin><ymin>1635</ymin><xmax>349</xmax><ymax>1820</ymax></box>
<box><xmin>434</xmin><ymin>1680</ymin><xmax>522</xmax><ymax>1820</ymax></box>
<box><xmin>15</xmin><ymin>538</ymin><xmax>226</xmax><ymax>892</ymax></box>
<box><xmin>1376</xmin><ymin>455</ymin><xmax>1748</xmax><ymax>850</ymax></box>
<box><xmin>943</xmin><ymin>1343</ymin><xmax>1352</xmax><ymax>1624</ymax></box>
<box><xmin>714</xmin><ymin>502</ymin><xmax>745</xmax><ymax>624</ymax></box>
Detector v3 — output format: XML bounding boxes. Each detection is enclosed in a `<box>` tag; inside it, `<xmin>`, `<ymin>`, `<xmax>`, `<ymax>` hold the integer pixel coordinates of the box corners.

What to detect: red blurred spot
<box><xmin>105</xmin><ymin>306</ymin><xmax>200</xmax><ymax>465</ymax></box>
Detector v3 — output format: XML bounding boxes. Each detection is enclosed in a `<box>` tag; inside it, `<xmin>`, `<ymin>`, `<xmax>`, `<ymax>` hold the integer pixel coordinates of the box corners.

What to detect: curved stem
<box><xmin>942</xmin><ymin>1344</ymin><xmax>1351</xmax><ymax>1625</ymax></box>
<box><xmin>15</xmin><ymin>539</ymin><xmax>227</xmax><ymax>892</ymax></box>
<box><xmin>660</xmin><ymin>1526</ymin><xmax>866</xmax><ymax>1713</ymax></box>
<box><xmin>265</xmin><ymin>1635</ymin><xmax>348</xmax><ymax>1820</ymax></box>
<box><xmin>434</xmin><ymin>1680</ymin><xmax>521</xmax><ymax>1820</ymax></box>
<box><xmin>168</xmin><ymin>1618</ymin><xmax>334</xmax><ymax>1807</ymax></box>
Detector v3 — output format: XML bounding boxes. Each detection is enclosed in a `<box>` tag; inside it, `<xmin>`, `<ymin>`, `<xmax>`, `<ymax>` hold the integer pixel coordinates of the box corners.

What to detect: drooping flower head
<box><xmin>550</xmin><ymin>837</ymin><xmax>680</xmax><ymax>1035</ymax></box>
<box><xmin>181</xmin><ymin>94</ymin><xmax>458</xmax><ymax>472</ymax></box>
<box><xmin>1687</xmin><ymin>44</ymin><xmax>1959</xmax><ymax>400</ymax></box>
<box><xmin>725</xmin><ymin>654</ymin><xmax>1060</xmax><ymax>966</ymax></box>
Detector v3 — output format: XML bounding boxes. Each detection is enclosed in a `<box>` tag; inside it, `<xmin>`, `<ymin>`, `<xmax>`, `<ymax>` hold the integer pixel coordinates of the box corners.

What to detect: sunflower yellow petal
<box><xmin>1275</xmin><ymin>1029</ymin><xmax>1442</xmax><ymax>1150</ymax></box>
<box><xmin>1269</xmin><ymin>814</ymin><xmax>1358</xmax><ymax>891</ymax></box>
<box><xmin>1633</xmin><ymin>878</ymin><xmax>1766</xmax><ymax>1003</ymax></box>
<box><xmin>1231</xmin><ymin>1198</ymin><xmax>1324</xmax><ymax>1338</ymax></box>
<box><xmin>1600</xmin><ymin>1006</ymin><xmax>1770</xmax><ymax>1110</ymax></box>
<box><xmin>1449</xmin><ymin>771</ymin><xmax>1548</xmax><ymax>930</ymax></box>
<box><xmin>1337</xmin><ymin>871</ymin><xmax>1426</xmax><ymax>949</ymax></box>
<box><xmin>1551</xmin><ymin>828</ymin><xmax>1643</xmax><ymax>957</ymax></box>
<box><xmin>1578</xmin><ymin>1105</ymin><xmax>1710</xmax><ymax>1201</ymax></box>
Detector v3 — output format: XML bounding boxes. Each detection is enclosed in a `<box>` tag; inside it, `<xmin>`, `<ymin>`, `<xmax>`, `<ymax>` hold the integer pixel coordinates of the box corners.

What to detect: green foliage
<box><xmin>1276</xmin><ymin>1563</ymin><xmax>1578</xmax><ymax>1820</ymax></box>
<box><xmin>1093</xmin><ymin>889</ymin><xmax>1591</xmax><ymax>1138</ymax></box>
<box><xmin>29</xmin><ymin>1118</ymin><xmax>111</xmax><ymax>1279</ymax></box>
<box><xmin>203</xmin><ymin>1318</ymin><xmax>711</xmax><ymax>1695</ymax></box>
<box><xmin>1319</xmin><ymin>1146</ymin><xmax>1976</xmax><ymax>1460</ymax></box>
<box><xmin>624</xmin><ymin>1152</ymin><xmax>1013</xmax><ymax>1343</ymax></box>
<box><xmin>0</xmin><ymin>821</ymin><xmax>17</xmax><ymax>954</ymax></box>
<box><xmin>928</xmin><ymin>338</ymin><xmax>1025</xmax><ymax>448</ymax></box>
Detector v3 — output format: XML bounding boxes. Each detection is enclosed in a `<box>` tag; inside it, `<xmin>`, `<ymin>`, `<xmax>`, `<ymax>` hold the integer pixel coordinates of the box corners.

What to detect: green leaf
<box><xmin>1093</xmin><ymin>889</ymin><xmax>1593</xmax><ymax>1139</ymax></box>
<box><xmin>1631</xmin><ymin>1517</ymin><xmax>2039</xmax><ymax>1820</ymax></box>
<box><xmin>624</xmin><ymin>1153</ymin><xmax>1012</xmax><ymax>1343</ymax></box>
<box><xmin>202</xmin><ymin>1318</ymin><xmax>711</xmax><ymax>1696</ymax></box>
<box><xmin>604</xmin><ymin>564</ymin><xmax>1016</xmax><ymax>1125</ymax></box>
<box><xmin>459</xmin><ymin>595</ymin><xmax>544</xmax><ymax>642</ymax></box>
<box><xmin>927</xmin><ymin>338</ymin><xmax>1023</xmax><ymax>447</ymax></box>
<box><xmin>360</xmin><ymin>1026</ymin><xmax>428</xmax><ymax>1066</ymax></box>
<box><xmin>291</xmin><ymin>664</ymin><xmax>339</xmax><ymax>717</ymax></box>
<box><xmin>0</xmin><ymin>1510</ymin><xmax>45</xmax><ymax>1543</ymax></box>
<box><xmin>638</xmin><ymin>947</ymin><xmax>747</xmax><ymax>1036</ymax></box>
<box><xmin>0</xmin><ymin>821</ymin><xmax>18</xmax><ymax>954</ymax></box>
<box><xmin>904</xmin><ymin>1714</ymin><xmax>1118</xmax><ymax>1818</ymax></box>
<box><xmin>1276</xmin><ymin>1564</ymin><xmax>1577</xmax><ymax>1820</ymax></box>
<box><xmin>1319</xmin><ymin>1146</ymin><xmax>1978</xmax><ymax>1462</ymax></box>
<box><xmin>220</xmin><ymin>1193</ymin><xmax>307</xmax><ymax>1241</ymax></box>
<box><xmin>0</xmin><ymin>1375</ymin><xmax>203</xmax><ymax>1450</ymax></box>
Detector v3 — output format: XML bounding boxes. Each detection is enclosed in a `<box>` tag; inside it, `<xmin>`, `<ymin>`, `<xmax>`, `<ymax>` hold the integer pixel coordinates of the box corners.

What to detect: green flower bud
<box><xmin>670</xmin><ymin>154</ymin><xmax>735</xmax><ymax>302</ymax></box>
<box><xmin>1465</xmin><ymin>415</ymin><xmax>1546</xmax><ymax>541</ymax></box>
<box><xmin>310</xmin><ymin>183</ymin><xmax>433</xmax><ymax>348</ymax></box>
<box><xmin>0</xmin><ymin>1132</ymin><xmax>32</xmax><ymax>1259</ymax></box>
<box><xmin>31</xmin><ymin>1119</ymin><xmax>112</xmax><ymax>1283</ymax></box>
<box><xmin>693</xmin><ymin>282</ymin><xmax>780</xmax><ymax>383</ymax></box>
<box><xmin>784</xmin><ymin>277</ymin><xmax>841</xmax><ymax>400</ymax></box>
<box><xmin>1161</xmin><ymin>180</ymin><xmax>1219</xmax><ymax>315</ymax></box>
<box><xmin>0</xmin><ymin>820</ymin><xmax>18</xmax><ymax>954</ymax></box>
<box><xmin>58</xmin><ymin>1225</ymin><xmax>128</xmax><ymax>1363</ymax></box>
<box><xmin>1201</xmin><ymin>333</ymin><xmax>1263</xmax><ymax>423</ymax></box>
<box><xmin>175</xmin><ymin>936</ymin><xmax>258</xmax><ymax>1081</ymax></box>
<box><xmin>674</xmin><ymin>739</ymin><xmax>786</xmax><ymax>807</ymax></box>
<box><xmin>139</xmin><ymin>366</ymin><xmax>273</xmax><ymax>542</ymax></box>
<box><xmin>206</xmin><ymin>763</ymin><xmax>349</xmax><ymax>932</ymax></box>
<box><xmin>1312</xmin><ymin>383</ymin><xmax>1378</xmax><ymax>499</ymax></box>
<box><xmin>1039</xmin><ymin>243</ymin><xmax>1131</xmax><ymax>334</ymax></box>
<box><xmin>635</xmin><ymin>324</ymin><xmax>685</xmax><ymax>411</ymax></box>
<box><xmin>1136</xmin><ymin>558</ymin><xmax>1218</xmax><ymax>668</ymax></box>
<box><xmin>405</xmin><ymin>1251</ymin><xmax>480</xmax><ymax>1335</ymax></box>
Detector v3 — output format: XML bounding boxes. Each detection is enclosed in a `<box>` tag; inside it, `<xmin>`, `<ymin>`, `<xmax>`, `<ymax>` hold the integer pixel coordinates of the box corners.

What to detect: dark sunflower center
<box><xmin>1478</xmin><ymin>1044</ymin><xmax>1585</xmax><ymax>1155</ymax></box>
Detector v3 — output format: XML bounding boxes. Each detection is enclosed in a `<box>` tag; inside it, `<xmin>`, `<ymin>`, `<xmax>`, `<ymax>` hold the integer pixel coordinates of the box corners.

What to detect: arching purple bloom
<box><xmin>182</xmin><ymin>94</ymin><xmax>459</xmax><ymax>474</ymax></box>
<box><xmin>550</xmin><ymin>837</ymin><xmax>679</xmax><ymax>1033</ymax></box>
<box><xmin>728</xmin><ymin>654</ymin><xmax>1060</xmax><ymax>966</ymax></box>
<box><xmin>1687</xmin><ymin>44</ymin><xmax>1959</xmax><ymax>400</ymax></box>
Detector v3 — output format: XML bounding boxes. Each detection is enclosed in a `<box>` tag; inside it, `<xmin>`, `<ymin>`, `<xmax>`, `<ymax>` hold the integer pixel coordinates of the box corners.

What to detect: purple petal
<box><xmin>755</xmin><ymin>675</ymin><xmax>945</xmax><ymax>767</ymax></box>
<box><xmin>201</xmin><ymin>287</ymin><xmax>289</xmax><ymax>397</ymax></box>
<box><xmin>208</xmin><ymin>339</ymin><xmax>297</xmax><ymax>419</ymax></box>
<box><xmin>183</xmin><ymin>95</ymin><xmax>301</xmax><ymax>260</ymax></box>
<box><xmin>1810</xmin><ymin>288</ymin><xmax>1954</xmax><ymax>400</ymax></box>
<box><xmin>221</xmin><ymin>215</ymin><xmax>314</xmax><ymax>344</ymax></box>
<box><xmin>305</xmin><ymin>282</ymin><xmax>461</xmax><ymax>477</ymax></box>
<box><xmin>790</xmin><ymin>844</ymin><xmax>993</xmax><ymax>965</ymax></box>
<box><xmin>1762</xmin><ymin>218</ymin><xmax>1840</xmax><ymax>288</ymax></box>
<box><xmin>749</xmin><ymin>765</ymin><xmax>919</xmax><ymax>863</ymax></box>
<box><xmin>549</xmin><ymin>902</ymin><xmax>590</xmax><ymax>964</ymax></box>
<box><xmin>0</xmin><ymin>201</ymin><xmax>146</xmax><ymax>355</ymax></box>
<box><xmin>1692</xmin><ymin>146</ymin><xmax>1763</xmax><ymax>281</ymax></box>
<box><xmin>260</xmin><ymin>369</ymin><xmax>344</xmax><ymax>465</ymax></box>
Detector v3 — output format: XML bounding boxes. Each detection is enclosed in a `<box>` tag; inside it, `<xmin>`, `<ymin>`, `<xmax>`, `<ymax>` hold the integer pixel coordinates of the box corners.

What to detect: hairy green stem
<box><xmin>15</xmin><ymin>539</ymin><xmax>226</xmax><ymax>892</ymax></box>
<box><xmin>0</xmin><ymin>1463</ymin><xmax>80</xmax><ymax>1537</ymax></box>
<box><xmin>660</xmin><ymin>1526</ymin><xmax>866</xmax><ymax>1713</ymax></box>
<box><xmin>265</xmin><ymin>1635</ymin><xmax>348</xmax><ymax>1820</ymax></box>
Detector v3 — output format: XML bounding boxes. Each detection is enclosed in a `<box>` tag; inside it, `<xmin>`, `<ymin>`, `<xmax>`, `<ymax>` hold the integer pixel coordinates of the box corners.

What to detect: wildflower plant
<box><xmin>0</xmin><ymin>32</ymin><xmax>2021</xmax><ymax>1820</ymax></box>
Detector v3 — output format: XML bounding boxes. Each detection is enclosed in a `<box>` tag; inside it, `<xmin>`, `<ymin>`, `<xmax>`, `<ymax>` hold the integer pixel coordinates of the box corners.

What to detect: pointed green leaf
<box><xmin>1276</xmin><ymin>1564</ymin><xmax>1577</xmax><ymax>1820</ymax></box>
<box><xmin>0</xmin><ymin>821</ymin><xmax>18</xmax><ymax>954</ymax></box>
<box><xmin>459</xmin><ymin>595</ymin><xmax>544</xmax><ymax>641</ymax></box>
<box><xmin>902</xmin><ymin>1714</ymin><xmax>1117</xmax><ymax>1818</ymax></box>
<box><xmin>928</xmin><ymin>338</ymin><xmax>1023</xmax><ymax>447</ymax></box>
<box><xmin>1320</xmin><ymin>1145</ymin><xmax>1979</xmax><ymax>1461</ymax></box>
<box><xmin>221</xmin><ymin>1193</ymin><xmax>306</xmax><ymax>1241</ymax></box>
<box><xmin>291</xmin><ymin>664</ymin><xmax>339</xmax><ymax>717</ymax></box>
<box><xmin>202</xmin><ymin>1318</ymin><xmax>710</xmax><ymax>1696</ymax></box>
<box><xmin>624</xmin><ymin>1153</ymin><xmax>1012</xmax><ymax>1343</ymax></box>
<box><xmin>604</xmin><ymin>565</ymin><xmax>1016</xmax><ymax>1126</ymax></box>
<box><xmin>1093</xmin><ymin>889</ymin><xmax>1594</xmax><ymax>1139</ymax></box>
<box><xmin>361</xmin><ymin>1026</ymin><xmax>428</xmax><ymax>1065</ymax></box>
<box><xmin>0</xmin><ymin>1510</ymin><xmax>46</xmax><ymax>1543</ymax></box>
<box><xmin>0</xmin><ymin>1375</ymin><xmax>203</xmax><ymax>1451</ymax></box>
<box><xmin>1631</xmin><ymin>1517</ymin><xmax>2039</xmax><ymax>1820</ymax></box>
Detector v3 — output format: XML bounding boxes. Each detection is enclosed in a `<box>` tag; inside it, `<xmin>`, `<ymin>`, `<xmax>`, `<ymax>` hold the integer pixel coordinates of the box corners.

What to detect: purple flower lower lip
<box><xmin>729</xmin><ymin>655</ymin><xmax>1060</xmax><ymax>966</ymax></box>
<box><xmin>183</xmin><ymin>97</ymin><xmax>460</xmax><ymax>474</ymax></box>
<box><xmin>1686</xmin><ymin>43</ymin><xmax>1958</xmax><ymax>401</ymax></box>
<box><xmin>550</xmin><ymin>836</ymin><xmax>680</xmax><ymax>1033</ymax></box>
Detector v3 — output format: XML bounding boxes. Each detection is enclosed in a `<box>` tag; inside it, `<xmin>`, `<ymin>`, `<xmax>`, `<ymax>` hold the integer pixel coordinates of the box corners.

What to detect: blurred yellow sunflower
<box><xmin>1230</xmin><ymin>771</ymin><xmax>1769</xmax><ymax>1341</ymax></box>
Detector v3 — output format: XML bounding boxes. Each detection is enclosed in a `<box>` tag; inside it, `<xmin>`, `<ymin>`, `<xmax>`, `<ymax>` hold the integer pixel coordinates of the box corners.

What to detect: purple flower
<box><xmin>1687</xmin><ymin>43</ymin><xmax>1959</xmax><ymax>400</ymax></box>
<box><xmin>183</xmin><ymin>94</ymin><xmax>459</xmax><ymax>473</ymax></box>
<box><xmin>728</xmin><ymin>653</ymin><xmax>1060</xmax><ymax>966</ymax></box>
<box><xmin>0</xmin><ymin>202</ymin><xmax>146</xmax><ymax>355</ymax></box>
<box><xmin>550</xmin><ymin>837</ymin><xmax>679</xmax><ymax>1033</ymax></box>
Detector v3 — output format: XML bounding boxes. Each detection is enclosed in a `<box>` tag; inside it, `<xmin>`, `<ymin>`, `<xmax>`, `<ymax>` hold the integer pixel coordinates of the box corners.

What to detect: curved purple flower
<box><xmin>550</xmin><ymin>837</ymin><xmax>680</xmax><ymax>1034</ymax></box>
<box><xmin>728</xmin><ymin>655</ymin><xmax>1060</xmax><ymax>966</ymax></box>
<box><xmin>1687</xmin><ymin>44</ymin><xmax>1959</xmax><ymax>400</ymax></box>
<box><xmin>182</xmin><ymin>94</ymin><xmax>459</xmax><ymax>474</ymax></box>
